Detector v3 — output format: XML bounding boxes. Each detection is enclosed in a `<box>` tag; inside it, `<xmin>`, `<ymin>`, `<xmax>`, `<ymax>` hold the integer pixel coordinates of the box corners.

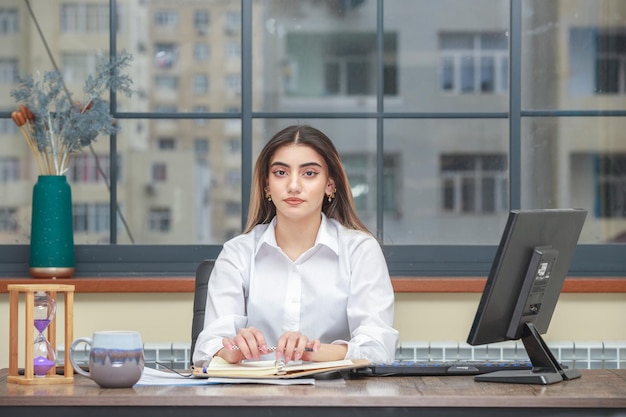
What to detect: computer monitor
<box><xmin>467</xmin><ymin>208</ymin><xmax>587</xmax><ymax>385</ymax></box>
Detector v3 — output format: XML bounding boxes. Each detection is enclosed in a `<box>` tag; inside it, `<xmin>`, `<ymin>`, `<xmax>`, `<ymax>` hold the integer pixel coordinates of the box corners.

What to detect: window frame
<box><xmin>440</xmin><ymin>153</ymin><xmax>508</xmax><ymax>214</ymax></box>
<box><xmin>0</xmin><ymin>58</ymin><xmax>18</xmax><ymax>84</ymax></box>
<box><xmin>439</xmin><ymin>32</ymin><xmax>509</xmax><ymax>95</ymax></box>
<box><xmin>0</xmin><ymin>8</ymin><xmax>18</xmax><ymax>34</ymax></box>
<box><xmin>0</xmin><ymin>0</ymin><xmax>624</xmax><ymax>279</ymax></box>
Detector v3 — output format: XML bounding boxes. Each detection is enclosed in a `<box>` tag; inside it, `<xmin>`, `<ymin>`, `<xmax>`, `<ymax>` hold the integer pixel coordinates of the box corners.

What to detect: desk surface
<box><xmin>2</xmin><ymin>369</ymin><xmax>626</xmax><ymax>417</ymax></box>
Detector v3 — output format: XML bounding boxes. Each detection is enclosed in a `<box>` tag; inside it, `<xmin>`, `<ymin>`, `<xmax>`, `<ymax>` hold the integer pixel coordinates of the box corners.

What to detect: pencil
<box><xmin>231</xmin><ymin>345</ymin><xmax>314</xmax><ymax>352</ymax></box>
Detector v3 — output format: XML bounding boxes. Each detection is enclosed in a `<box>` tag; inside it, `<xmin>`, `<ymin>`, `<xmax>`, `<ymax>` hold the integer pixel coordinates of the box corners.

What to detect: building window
<box><xmin>225</xmin><ymin>138</ymin><xmax>240</xmax><ymax>154</ymax></box>
<box><xmin>154</xmin><ymin>10</ymin><xmax>178</xmax><ymax>27</ymax></box>
<box><xmin>68</xmin><ymin>153</ymin><xmax>110</xmax><ymax>184</ymax></box>
<box><xmin>224</xmin><ymin>201</ymin><xmax>241</xmax><ymax>216</ymax></box>
<box><xmin>152</xmin><ymin>162</ymin><xmax>167</xmax><ymax>182</ymax></box>
<box><xmin>224</xmin><ymin>11</ymin><xmax>240</xmax><ymax>35</ymax></box>
<box><xmin>193</xmin><ymin>42</ymin><xmax>210</xmax><ymax>61</ymax></box>
<box><xmin>0</xmin><ymin>157</ymin><xmax>19</xmax><ymax>182</ymax></box>
<box><xmin>61</xmin><ymin>4</ymin><xmax>109</xmax><ymax>33</ymax></box>
<box><xmin>596</xmin><ymin>154</ymin><xmax>626</xmax><ymax>218</ymax></box>
<box><xmin>73</xmin><ymin>203</ymin><xmax>110</xmax><ymax>234</ymax></box>
<box><xmin>153</xmin><ymin>104</ymin><xmax>178</xmax><ymax>113</ymax></box>
<box><xmin>342</xmin><ymin>154</ymin><xmax>399</xmax><ymax>215</ymax></box>
<box><xmin>73</xmin><ymin>204</ymin><xmax>88</xmax><ymax>233</ymax></box>
<box><xmin>155</xmin><ymin>75</ymin><xmax>178</xmax><ymax>90</ymax></box>
<box><xmin>0</xmin><ymin>119</ymin><xmax>18</xmax><ymax>135</ymax></box>
<box><xmin>595</xmin><ymin>31</ymin><xmax>626</xmax><ymax>94</ymax></box>
<box><xmin>285</xmin><ymin>32</ymin><xmax>398</xmax><ymax>97</ymax></box>
<box><xmin>0</xmin><ymin>59</ymin><xmax>17</xmax><ymax>83</ymax></box>
<box><xmin>0</xmin><ymin>207</ymin><xmax>17</xmax><ymax>232</ymax></box>
<box><xmin>149</xmin><ymin>208</ymin><xmax>171</xmax><ymax>232</ymax></box>
<box><xmin>193</xmin><ymin>105</ymin><xmax>209</xmax><ymax>125</ymax></box>
<box><xmin>62</xmin><ymin>53</ymin><xmax>99</xmax><ymax>84</ymax></box>
<box><xmin>157</xmin><ymin>138</ymin><xmax>176</xmax><ymax>150</ymax></box>
<box><xmin>225</xmin><ymin>74</ymin><xmax>241</xmax><ymax>95</ymax></box>
<box><xmin>440</xmin><ymin>154</ymin><xmax>508</xmax><ymax>214</ymax></box>
<box><xmin>154</xmin><ymin>43</ymin><xmax>177</xmax><ymax>68</ymax></box>
<box><xmin>194</xmin><ymin>10</ymin><xmax>209</xmax><ymax>34</ymax></box>
<box><xmin>225</xmin><ymin>169</ymin><xmax>240</xmax><ymax>186</ymax></box>
<box><xmin>0</xmin><ymin>8</ymin><xmax>18</xmax><ymax>34</ymax></box>
<box><xmin>439</xmin><ymin>32</ymin><xmax>508</xmax><ymax>94</ymax></box>
<box><xmin>224</xmin><ymin>42</ymin><xmax>240</xmax><ymax>60</ymax></box>
<box><xmin>193</xmin><ymin>74</ymin><xmax>209</xmax><ymax>94</ymax></box>
<box><xmin>194</xmin><ymin>138</ymin><xmax>209</xmax><ymax>155</ymax></box>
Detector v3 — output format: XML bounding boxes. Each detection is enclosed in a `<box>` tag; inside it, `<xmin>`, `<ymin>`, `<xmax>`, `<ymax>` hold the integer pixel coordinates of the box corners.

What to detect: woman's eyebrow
<box><xmin>270</xmin><ymin>161</ymin><xmax>322</xmax><ymax>168</ymax></box>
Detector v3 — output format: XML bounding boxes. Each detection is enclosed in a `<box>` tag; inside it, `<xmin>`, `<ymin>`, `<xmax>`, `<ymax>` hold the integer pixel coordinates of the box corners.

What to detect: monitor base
<box><xmin>475</xmin><ymin>323</ymin><xmax>583</xmax><ymax>385</ymax></box>
<box><xmin>475</xmin><ymin>368</ymin><xmax>581</xmax><ymax>385</ymax></box>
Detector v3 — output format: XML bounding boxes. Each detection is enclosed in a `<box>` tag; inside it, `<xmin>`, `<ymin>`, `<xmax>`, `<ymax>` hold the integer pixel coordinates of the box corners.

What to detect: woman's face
<box><xmin>265</xmin><ymin>144</ymin><xmax>335</xmax><ymax>223</ymax></box>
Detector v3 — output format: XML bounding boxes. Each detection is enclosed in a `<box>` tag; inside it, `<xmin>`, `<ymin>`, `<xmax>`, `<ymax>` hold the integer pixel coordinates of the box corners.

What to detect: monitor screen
<box><xmin>467</xmin><ymin>208</ymin><xmax>587</xmax><ymax>384</ymax></box>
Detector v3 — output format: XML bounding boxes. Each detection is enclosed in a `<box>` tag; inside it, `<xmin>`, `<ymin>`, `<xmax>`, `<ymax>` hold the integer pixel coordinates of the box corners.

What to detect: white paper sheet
<box><xmin>136</xmin><ymin>367</ymin><xmax>315</xmax><ymax>386</ymax></box>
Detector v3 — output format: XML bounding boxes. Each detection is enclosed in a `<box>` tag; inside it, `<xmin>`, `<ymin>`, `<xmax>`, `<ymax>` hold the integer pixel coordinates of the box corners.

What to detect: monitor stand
<box><xmin>475</xmin><ymin>322</ymin><xmax>582</xmax><ymax>385</ymax></box>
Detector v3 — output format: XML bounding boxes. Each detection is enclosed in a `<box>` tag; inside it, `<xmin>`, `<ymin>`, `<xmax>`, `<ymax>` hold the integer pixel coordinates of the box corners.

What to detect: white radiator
<box><xmin>61</xmin><ymin>340</ymin><xmax>626</xmax><ymax>370</ymax></box>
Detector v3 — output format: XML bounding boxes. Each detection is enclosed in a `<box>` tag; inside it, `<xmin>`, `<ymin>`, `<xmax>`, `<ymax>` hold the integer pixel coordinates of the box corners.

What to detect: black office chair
<box><xmin>190</xmin><ymin>259</ymin><xmax>215</xmax><ymax>366</ymax></box>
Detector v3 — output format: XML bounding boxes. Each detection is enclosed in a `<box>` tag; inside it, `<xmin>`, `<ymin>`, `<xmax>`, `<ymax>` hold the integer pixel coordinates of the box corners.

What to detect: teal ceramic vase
<box><xmin>29</xmin><ymin>175</ymin><xmax>75</xmax><ymax>279</ymax></box>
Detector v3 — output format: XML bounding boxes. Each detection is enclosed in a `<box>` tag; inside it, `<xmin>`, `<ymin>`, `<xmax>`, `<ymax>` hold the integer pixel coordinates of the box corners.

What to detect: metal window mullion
<box><xmin>109</xmin><ymin>0</ymin><xmax>118</xmax><ymax>243</ymax></box>
<box><xmin>375</xmin><ymin>0</ymin><xmax>384</xmax><ymax>240</ymax></box>
<box><xmin>509</xmin><ymin>0</ymin><xmax>522</xmax><ymax>210</ymax></box>
<box><xmin>241</xmin><ymin>0</ymin><xmax>253</xmax><ymax>229</ymax></box>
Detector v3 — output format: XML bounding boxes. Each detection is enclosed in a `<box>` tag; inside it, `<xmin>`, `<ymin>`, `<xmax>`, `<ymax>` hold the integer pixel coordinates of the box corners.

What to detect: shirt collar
<box><xmin>255</xmin><ymin>213</ymin><xmax>339</xmax><ymax>256</ymax></box>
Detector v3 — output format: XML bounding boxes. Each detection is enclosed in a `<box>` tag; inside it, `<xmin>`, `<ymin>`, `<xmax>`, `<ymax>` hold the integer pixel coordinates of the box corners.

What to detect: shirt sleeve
<box><xmin>192</xmin><ymin>240</ymin><xmax>250</xmax><ymax>366</ymax></box>
<box><xmin>335</xmin><ymin>234</ymin><xmax>399</xmax><ymax>363</ymax></box>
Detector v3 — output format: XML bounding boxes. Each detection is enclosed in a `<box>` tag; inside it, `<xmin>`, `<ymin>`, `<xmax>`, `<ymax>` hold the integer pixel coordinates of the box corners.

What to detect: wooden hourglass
<box><xmin>7</xmin><ymin>284</ymin><xmax>74</xmax><ymax>385</ymax></box>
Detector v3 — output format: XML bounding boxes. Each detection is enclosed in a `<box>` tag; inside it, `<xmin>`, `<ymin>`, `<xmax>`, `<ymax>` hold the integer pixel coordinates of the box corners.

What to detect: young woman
<box><xmin>193</xmin><ymin>125</ymin><xmax>398</xmax><ymax>366</ymax></box>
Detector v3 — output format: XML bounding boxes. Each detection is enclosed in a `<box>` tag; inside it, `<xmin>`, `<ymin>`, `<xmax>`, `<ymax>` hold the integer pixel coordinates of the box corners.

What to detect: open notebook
<box><xmin>192</xmin><ymin>357</ymin><xmax>370</xmax><ymax>379</ymax></box>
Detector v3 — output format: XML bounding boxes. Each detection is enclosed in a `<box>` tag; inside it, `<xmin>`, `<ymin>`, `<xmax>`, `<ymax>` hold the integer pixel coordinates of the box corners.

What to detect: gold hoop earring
<box><xmin>265</xmin><ymin>190</ymin><xmax>272</xmax><ymax>202</ymax></box>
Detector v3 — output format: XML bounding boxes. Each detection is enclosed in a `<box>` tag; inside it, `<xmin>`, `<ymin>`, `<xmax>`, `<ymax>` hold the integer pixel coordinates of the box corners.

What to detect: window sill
<box><xmin>1</xmin><ymin>277</ymin><xmax>625</xmax><ymax>293</ymax></box>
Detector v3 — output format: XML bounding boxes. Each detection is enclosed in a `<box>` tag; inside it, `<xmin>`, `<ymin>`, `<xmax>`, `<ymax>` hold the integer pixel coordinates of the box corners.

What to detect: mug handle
<box><xmin>69</xmin><ymin>337</ymin><xmax>92</xmax><ymax>378</ymax></box>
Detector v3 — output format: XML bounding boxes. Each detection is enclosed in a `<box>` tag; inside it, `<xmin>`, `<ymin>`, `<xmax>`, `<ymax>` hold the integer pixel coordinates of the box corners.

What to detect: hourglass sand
<box><xmin>7</xmin><ymin>284</ymin><xmax>74</xmax><ymax>385</ymax></box>
<box><xmin>33</xmin><ymin>291</ymin><xmax>57</xmax><ymax>376</ymax></box>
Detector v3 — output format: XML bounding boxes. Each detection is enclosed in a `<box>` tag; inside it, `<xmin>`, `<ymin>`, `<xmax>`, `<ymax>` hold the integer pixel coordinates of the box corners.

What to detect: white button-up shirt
<box><xmin>193</xmin><ymin>213</ymin><xmax>398</xmax><ymax>365</ymax></box>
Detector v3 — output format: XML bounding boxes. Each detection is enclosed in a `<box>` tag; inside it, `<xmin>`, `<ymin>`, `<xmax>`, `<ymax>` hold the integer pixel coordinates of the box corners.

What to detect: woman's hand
<box><xmin>275</xmin><ymin>331</ymin><xmax>320</xmax><ymax>363</ymax></box>
<box><xmin>216</xmin><ymin>327</ymin><xmax>270</xmax><ymax>363</ymax></box>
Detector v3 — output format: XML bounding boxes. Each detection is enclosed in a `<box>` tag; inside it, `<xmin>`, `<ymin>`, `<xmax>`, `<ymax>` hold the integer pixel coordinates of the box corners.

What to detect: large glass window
<box><xmin>0</xmin><ymin>0</ymin><xmax>624</xmax><ymax>277</ymax></box>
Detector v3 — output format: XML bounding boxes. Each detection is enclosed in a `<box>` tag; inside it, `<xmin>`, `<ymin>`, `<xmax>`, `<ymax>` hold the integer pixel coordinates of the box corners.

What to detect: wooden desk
<box><xmin>2</xmin><ymin>369</ymin><xmax>626</xmax><ymax>417</ymax></box>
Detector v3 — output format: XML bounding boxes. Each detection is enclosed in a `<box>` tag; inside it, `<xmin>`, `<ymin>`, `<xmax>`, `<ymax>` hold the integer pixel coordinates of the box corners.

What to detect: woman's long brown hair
<box><xmin>244</xmin><ymin>124</ymin><xmax>370</xmax><ymax>234</ymax></box>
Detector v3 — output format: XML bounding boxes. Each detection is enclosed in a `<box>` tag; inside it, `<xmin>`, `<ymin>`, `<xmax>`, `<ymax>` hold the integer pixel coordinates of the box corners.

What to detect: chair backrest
<box><xmin>190</xmin><ymin>259</ymin><xmax>215</xmax><ymax>365</ymax></box>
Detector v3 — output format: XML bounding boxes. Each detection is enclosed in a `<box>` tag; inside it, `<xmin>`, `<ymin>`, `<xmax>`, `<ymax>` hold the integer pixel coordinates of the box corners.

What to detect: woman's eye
<box><xmin>303</xmin><ymin>170</ymin><xmax>317</xmax><ymax>177</ymax></box>
<box><xmin>273</xmin><ymin>169</ymin><xmax>286</xmax><ymax>176</ymax></box>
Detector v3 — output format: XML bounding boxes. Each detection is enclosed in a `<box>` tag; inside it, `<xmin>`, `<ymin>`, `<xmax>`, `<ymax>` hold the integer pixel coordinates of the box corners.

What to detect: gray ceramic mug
<box><xmin>70</xmin><ymin>331</ymin><xmax>145</xmax><ymax>388</ymax></box>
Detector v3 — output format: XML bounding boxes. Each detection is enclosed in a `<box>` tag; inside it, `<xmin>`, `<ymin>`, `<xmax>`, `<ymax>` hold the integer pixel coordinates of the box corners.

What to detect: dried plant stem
<box><xmin>18</xmin><ymin>123</ymin><xmax>45</xmax><ymax>175</ymax></box>
<box><xmin>44</xmin><ymin>151</ymin><xmax>53</xmax><ymax>175</ymax></box>
<box><xmin>58</xmin><ymin>142</ymin><xmax>71</xmax><ymax>175</ymax></box>
<box><xmin>45</xmin><ymin>112</ymin><xmax>61</xmax><ymax>175</ymax></box>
